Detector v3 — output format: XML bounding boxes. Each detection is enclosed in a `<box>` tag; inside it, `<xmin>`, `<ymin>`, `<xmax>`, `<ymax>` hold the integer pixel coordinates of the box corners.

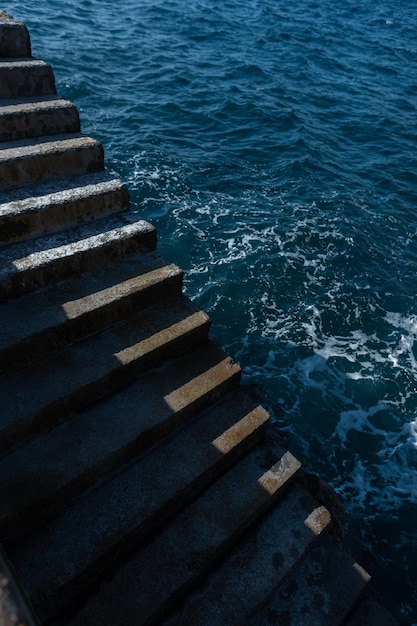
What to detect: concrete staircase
<box><xmin>0</xmin><ymin>11</ymin><xmax>397</xmax><ymax>626</ymax></box>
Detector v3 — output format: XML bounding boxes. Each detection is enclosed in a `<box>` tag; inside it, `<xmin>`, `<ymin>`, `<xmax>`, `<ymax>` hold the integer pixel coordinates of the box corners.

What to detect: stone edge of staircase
<box><xmin>0</xmin><ymin>545</ymin><xmax>40</xmax><ymax>626</ymax></box>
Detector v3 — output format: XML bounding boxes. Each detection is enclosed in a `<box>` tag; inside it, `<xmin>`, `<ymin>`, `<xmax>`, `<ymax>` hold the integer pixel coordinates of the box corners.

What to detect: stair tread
<box><xmin>61</xmin><ymin>445</ymin><xmax>301</xmax><ymax>626</ymax></box>
<box><xmin>0</xmin><ymin>170</ymin><xmax>126</xmax><ymax>207</ymax></box>
<box><xmin>0</xmin><ymin>171</ymin><xmax>129</xmax><ymax>246</ymax></box>
<box><xmin>10</xmin><ymin>390</ymin><xmax>266</xmax><ymax>618</ymax></box>
<box><xmin>0</xmin><ymin>133</ymin><xmax>100</xmax><ymax>160</ymax></box>
<box><xmin>0</xmin><ymin>216</ymin><xmax>156</xmax><ymax>300</ymax></box>
<box><xmin>0</xmin><ymin>96</ymin><xmax>75</xmax><ymax>115</ymax></box>
<box><xmin>0</xmin><ymin>339</ymin><xmax>238</xmax><ymax>538</ymax></box>
<box><xmin>0</xmin><ymin>57</ymin><xmax>47</xmax><ymax>66</ymax></box>
<box><xmin>0</xmin><ymin>251</ymin><xmax>183</xmax><ymax>371</ymax></box>
<box><xmin>0</xmin><ymin>211</ymin><xmax>139</xmax><ymax>263</ymax></box>
<box><xmin>0</xmin><ymin>133</ymin><xmax>103</xmax><ymax>189</ymax></box>
<box><xmin>0</xmin><ymin>58</ymin><xmax>56</xmax><ymax>98</ymax></box>
<box><xmin>0</xmin><ymin>58</ymin><xmax>51</xmax><ymax>70</ymax></box>
<box><xmin>0</xmin><ymin>295</ymin><xmax>211</xmax><ymax>455</ymax></box>
<box><xmin>163</xmin><ymin>486</ymin><xmax>330</xmax><ymax>626</ymax></box>
<box><xmin>0</xmin><ymin>96</ymin><xmax>80</xmax><ymax>141</ymax></box>
<box><xmin>344</xmin><ymin>593</ymin><xmax>399</xmax><ymax>626</ymax></box>
<box><xmin>250</xmin><ymin>534</ymin><xmax>370</xmax><ymax>626</ymax></box>
<box><xmin>0</xmin><ymin>215</ymin><xmax>153</xmax><ymax>275</ymax></box>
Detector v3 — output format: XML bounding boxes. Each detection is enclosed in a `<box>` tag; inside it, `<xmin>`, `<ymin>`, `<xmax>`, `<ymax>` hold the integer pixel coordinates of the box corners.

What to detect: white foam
<box><xmin>408</xmin><ymin>419</ymin><xmax>417</xmax><ymax>450</ymax></box>
<box><xmin>128</xmin><ymin>158</ymin><xmax>417</xmax><ymax>524</ymax></box>
<box><xmin>336</xmin><ymin>401</ymin><xmax>390</xmax><ymax>443</ymax></box>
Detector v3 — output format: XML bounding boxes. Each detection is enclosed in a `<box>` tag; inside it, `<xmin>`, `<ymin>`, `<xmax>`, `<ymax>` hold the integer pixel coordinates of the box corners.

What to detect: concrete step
<box><xmin>163</xmin><ymin>486</ymin><xmax>331</xmax><ymax>626</ymax></box>
<box><xmin>0</xmin><ymin>295</ymin><xmax>211</xmax><ymax>457</ymax></box>
<box><xmin>0</xmin><ymin>171</ymin><xmax>130</xmax><ymax>247</ymax></box>
<box><xmin>0</xmin><ymin>58</ymin><xmax>56</xmax><ymax>98</ymax></box>
<box><xmin>8</xmin><ymin>390</ymin><xmax>267</xmax><ymax>620</ymax></box>
<box><xmin>250</xmin><ymin>534</ymin><xmax>370</xmax><ymax>625</ymax></box>
<box><xmin>0</xmin><ymin>216</ymin><xmax>156</xmax><ymax>301</ymax></box>
<box><xmin>344</xmin><ymin>592</ymin><xmax>399</xmax><ymax>626</ymax></box>
<box><xmin>0</xmin><ymin>96</ymin><xmax>80</xmax><ymax>142</ymax></box>
<box><xmin>0</xmin><ymin>12</ymin><xmax>31</xmax><ymax>58</ymax></box>
<box><xmin>0</xmin><ymin>251</ymin><xmax>183</xmax><ymax>373</ymax></box>
<box><xmin>56</xmin><ymin>444</ymin><xmax>302</xmax><ymax>626</ymax></box>
<box><xmin>0</xmin><ymin>134</ymin><xmax>103</xmax><ymax>189</ymax></box>
<box><xmin>1</xmin><ymin>342</ymin><xmax>240</xmax><ymax>543</ymax></box>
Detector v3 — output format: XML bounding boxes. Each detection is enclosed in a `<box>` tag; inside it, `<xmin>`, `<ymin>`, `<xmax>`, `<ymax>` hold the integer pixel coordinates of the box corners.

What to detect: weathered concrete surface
<box><xmin>0</xmin><ymin>134</ymin><xmax>103</xmax><ymax>189</ymax></box>
<box><xmin>345</xmin><ymin>592</ymin><xmax>399</xmax><ymax>626</ymax></box>
<box><xmin>65</xmin><ymin>446</ymin><xmax>302</xmax><ymax>626</ymax></box>
<box><xmin>0</xmin><ymin>97</ymin><xmax>80</xmax><ymax>141</ymax></box>
<box><xmin>0</xmin><ymin>59</ymin><xmax>56</xmax><ymax>98</ymax></box>
<box><xmin>0</xmin><ymin>218</ymin><xmax>156</xmax><ymax>300</ymax></box>
<box><xmin>250</xmin><ymin>534</ymin><xmax>370</xmax><ymax>625</ymax></box>
<box><xmin>0</xmin><ymin>295</ymin><xmax>211</xmax><ymax>462</ymax></box>
<box><xmin>0</xmin><ymin>252</ymin><xmax>183</xmax><ymax>372</ymax></box>
<box><xmin>0</xmin><ymin>12</ymin><xmax>31</xmax><ymax>58</ymax></box>
<box><xmin>9</xmin><ymin>391</ymin><xmax>268</xmax><ymax>621</ymax></box>
<box><xmin>0</xmin><ymin>172</ymin><xmax>129</xmax><ymax>245</ymax></box>
<box><xmin>0</xmin><ymin>337</ymin><xmax>241</xmax><ymax>543</ymax></box>
<box><xmin>164</xmin><ymin>486</ymin><xmax>330</xmax><ymax>626</ymax></box>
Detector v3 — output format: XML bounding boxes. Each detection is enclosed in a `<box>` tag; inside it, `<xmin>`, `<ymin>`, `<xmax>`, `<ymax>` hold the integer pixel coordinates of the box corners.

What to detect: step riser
<box><xmin>0</xmin><ymin>344</ymin><xmax>236</xmax><ymax>510</ymax></box>
<box><xmin>0</xmin><ymin>103</ymin><xmax>81</xmax><ymax>142</ymax></box>
<box><xmin>0</xmin><ymin>225</ymin><xmax>157</xmax><ymax>302</ymax></box>
<box><xmin>58</xmin><ymin>448</ymin><xmax>301</xmax><ymax>626</ymax></box>
<box><xmin>0</xmin><ymin>14</ymin><xmax>31</xmax><ymax>57</ymax></box>
<box><xmin>0</xmin><ymin>270</ymin><xmax>184</xmax><ymax>374</ymax></box>
<box><xmin>23</xmin><ymin>404</ymin><xmax>268</xmax><ymax>620</ymax></box>
<box><xmin>0</xmin><ymin>29</ymin><xmax>31</xmax><ymax>58</ymax></box>
<box><xmin>153</xmin><ymin>461</ymin><xmax>303</xmax><ymax>626</ymax></box>
<box><xmin>0</xmin><ymin>181</ymin><xmax>129</xmax><ymax>247</ymax></box>
<box><xmin>0</xmin><ymin>141</ymin><xmax>104</xmax><ymax>190</ymax></box>
<box><xmin>0</xmin><ymin>345</ymin><xmax>239</xmax><ymax>546</ymax></box>
<box><xmin>3</xmin><ymin>383</ymin><xmax>251</xmax><ymax>555</ymax></box>
<box><xmin>250</xmin><ymin>535</ymin><xmax>370</xmax><ymax>626</ymax></box>
<box><xmin>163</xmin><ymin>486</ymin><xmax>330</xmax><ymax>626</ymax></box>
<box><xmin>0</xmin><ymin>318</ymin><xmax>212</xmax><ymax>459</ymax></box>
<box><xmin>0</xmin><ymin>62</ymin><xmax>56</xmax><ymax>98</ymax></box>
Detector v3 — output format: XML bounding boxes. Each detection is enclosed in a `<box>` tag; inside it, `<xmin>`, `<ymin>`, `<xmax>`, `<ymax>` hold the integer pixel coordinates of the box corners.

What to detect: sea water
<box><xmin>4</xmin><ymin>1</ymin><xmax>417</xmax><ymax>621</ymax></box>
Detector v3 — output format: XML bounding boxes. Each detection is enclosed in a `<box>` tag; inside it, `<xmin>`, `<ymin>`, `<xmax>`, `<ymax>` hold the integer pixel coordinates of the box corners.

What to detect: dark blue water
<box><xmin>5</xmin><ymin>1</ymin><xmax>417</xmax><ymax>621</ymax></box>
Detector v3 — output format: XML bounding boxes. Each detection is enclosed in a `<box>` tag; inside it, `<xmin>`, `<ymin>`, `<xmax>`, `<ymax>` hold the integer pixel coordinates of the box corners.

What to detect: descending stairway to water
<box><xmin>0</xmin><ymin>11</ymin><xmax>398</xmax><ymax>626</ymax></box>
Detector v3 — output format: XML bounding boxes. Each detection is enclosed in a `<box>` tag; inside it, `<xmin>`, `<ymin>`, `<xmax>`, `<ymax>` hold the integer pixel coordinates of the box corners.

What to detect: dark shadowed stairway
<box><xmin>0</xmin><ymin>11</ymin><xmax>398</xmax><ymax>626</ymax></box>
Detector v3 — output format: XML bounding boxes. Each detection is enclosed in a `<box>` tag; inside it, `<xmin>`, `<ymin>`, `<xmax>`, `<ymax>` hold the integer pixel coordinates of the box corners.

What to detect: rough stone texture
<box><xmin>10</xmin><ymin>391</ymin><xmax>268</xmax><ymax>620</ymax></box>
<box><xmin>0</xmin><ymin>338</ymin><xmax>240</xmax><ymax>543</ymax></box>
<box><xmin>0</xmin><ymin>295</ymin><xmax>212</xmax><ymax>464</ymax></box>
<box><xmin>0</xmin><ymin>252</ymin><xmax>183</xmax><ymax>372</ymax></box>
<box><xmin>65</xmin><ymin>446</ymin><xmax>301</xmax><ymax>626</ymax></box>
<box><xmin>250</xmin><ymin>534</ymin><xmax>370</xmax><ymax>625</ymax></box>
<box><xmin>0</xmin><ymin>172</ymin><xmax>129</xmax><ymax>246</ymax></box>
<box><xmin>0</xmin><ymin>217</ymin><xmax>156</xmax><ymax>300</ymax></box>
<box><xmin>0</xmin><ymin>60</ymin><xmax>56</xmax><ymax>98</ymax></box>
<box><xmin>345</xmin><ymin>592</ymin><xmax>400</xmax><ymax>626</ymax></box>
<box><xmin>165</xmin><ymin>486</ymin><xmax>330</xmax><ymax>626</ymax></box>
<box><xmin>0</xmin><ymin>97</ymin><xmax>80</xmax><ymax>141</ymax></box>
<box><xmin>0</xmin><ymin>134</ymin><xmax>103</xmax><ymax>189</ymax></box>
<box><xmin>0</xmin><ymin>12</ymin><xmax>31</xmax><ymax>58</ymax></box>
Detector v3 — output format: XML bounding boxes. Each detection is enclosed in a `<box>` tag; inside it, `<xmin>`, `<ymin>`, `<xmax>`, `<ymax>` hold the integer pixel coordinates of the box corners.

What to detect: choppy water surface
<box><xmin>5</xmin><ymin>1</ymin><xmax>417</xmax><ymax>620</ymax></box>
